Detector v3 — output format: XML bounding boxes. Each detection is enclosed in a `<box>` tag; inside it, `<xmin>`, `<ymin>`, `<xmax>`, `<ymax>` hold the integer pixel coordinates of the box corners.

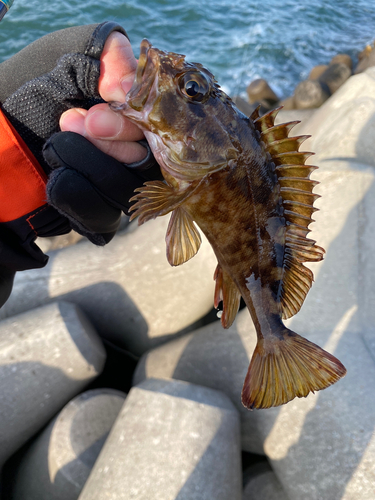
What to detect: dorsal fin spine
<box><xmin>266</xmin><ymin>135</ymin><xmax>311</xmax><ymax>156</ymax></box>
<box><xmin>261</xmin><ymin>121</ymin><xmax>300</xmax><ymax>142</ymax></box>
<box><xmin>251</xmin><ymin>106</ymin><xmax>324</xmax><ymax>319</ymax></box>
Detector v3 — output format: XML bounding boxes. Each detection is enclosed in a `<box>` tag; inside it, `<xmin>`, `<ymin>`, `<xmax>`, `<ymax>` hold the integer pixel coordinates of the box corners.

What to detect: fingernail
<box><xmin>60</xmin><ymin>109</ymin><xmax>86</xmax><ymax>135</ymax></box>
<box><xmin>121</xmin><ymin>74</ymin><xmax>136</xmax><ymax>94</ymax></box>
<box><xmin>86</xmin><ymin>108</ymin><xmax>123</xmax><ymax>138</ymax></box>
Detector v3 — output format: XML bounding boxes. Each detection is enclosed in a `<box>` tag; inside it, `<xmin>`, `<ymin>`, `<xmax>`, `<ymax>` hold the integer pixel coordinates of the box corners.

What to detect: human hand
<box><xmin>0</xmin><ymin>22</ymin><xmax>160</xmax><ymax>251</ymax></box>
<box><xmin>59</xmin><ymin>31</ymin><xmax>147</xmax><ymax>165</ymax></box>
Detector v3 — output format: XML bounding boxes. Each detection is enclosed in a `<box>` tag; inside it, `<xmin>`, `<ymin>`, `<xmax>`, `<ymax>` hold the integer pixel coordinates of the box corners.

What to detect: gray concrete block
<box><xmin>296</xmin><ymin>67</ymin><xmax>375</xmax><ymax>168</ymax></box>
<box><xmin>284</xmin><ymin>164</ymin><xmax>374</xmax><ymax>338</ymax></box>
<box><xmin>79</xmin><ymin>379</ymin><xmax>242</xmax><ymax>500</ymax></box>
<box><xmin>232</xmin><ymin>95</ymin><xmax>256</xmax><ymax>117</ymax></box>
<box><xmin>134</xmin><ymin>162</ymin><xmax>374</xmax><ymax>458</ymax></box>
<box><xmin>293</xmin><ymin>79</ymin><xmax>331</xmax><ymax>109</ymax></box>
<box><xmin>275</xmin><ymin>108</ymin><xmax>316</xmax><ymax>136</ymax></box>
<box><xmin>319</xmin><ymin>62</ymin><xmax>352</xmax><ymax>94</ymax></box>
<box><xmin>330</xmin><ymin>54</ymin><xmax>352</xmax><ymax>70</ymax></box>
<box><xmin>11</xmin><ymin>388</ymin><xmax>126</xmax><ymax>500</ymax></box>
<box><xmin>308</xmin><ymin>64</ymin><xmax>329</xmax><ymax>81</ymax></box>
<box><xmin>0</xmin><ymin>217</ymin><xmax>217</xmax><ymax>357</ymax></box>
<box><xmin>243</xmin><ymin>463</ymin><xmax>289</xmax><ymax>500</ymax></box>
<box><xmin>0</xmin><ymin>302</ymin><xmax>106</xmax><ymax>467</ymax></box>
<box><xmin>133</xmin><ymin>310</ymin><xmax>265</xmax><ymax>454</ymax></box>
<box><xmin>246</xmin><ymin>78</ymin><xmax>279</xmax><ymax>104</ymax></box>
<box><xmin>263</xmin><ymin>330</ymin><xmax>375</xmax><ymax>500</ymax></box>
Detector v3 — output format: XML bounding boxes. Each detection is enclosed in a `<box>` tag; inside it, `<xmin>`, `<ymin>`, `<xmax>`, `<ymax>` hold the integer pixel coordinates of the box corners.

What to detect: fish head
<box><xmin>120</xmin><ymin>39</ymin><xmax>241</xmax><ymax>181</ymax></box>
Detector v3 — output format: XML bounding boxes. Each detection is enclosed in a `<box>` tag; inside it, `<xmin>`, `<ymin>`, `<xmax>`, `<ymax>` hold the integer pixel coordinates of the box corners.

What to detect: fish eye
<box><xmin>178</xmin><ymin>72</ymin><xmax>210</xmax><ymax>102</ymax></box>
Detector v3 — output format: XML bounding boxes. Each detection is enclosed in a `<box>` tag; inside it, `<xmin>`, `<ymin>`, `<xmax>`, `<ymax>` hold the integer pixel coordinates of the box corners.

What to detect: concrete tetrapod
<box><xmin>11</xmin><ymin>389</ymin><xmax>126</xmax><ymax>500</ymax></box>
<box><xmin>133</xmin><ymin>163</ymin><xmax>374</xmax><ymax>453</ymax></box>
<box><xmin>78</xmin><ymin>379</ymin><xmax>242</xmax><ymax>500</ymax></box>
<box><xmin>242</xmin><ymin>463</ymin><xmax>290</xmax><ymax>500</ymax></box>
<box><xmin>132</xmin><ymin>163</ymin><xmax>375</xmax><ymax>498</ymax></box>
<box><xmin>297</xmin><ymin>66</ymin><xmax>375</xmax><ymax>168</ymax></box>
<box><xmin>0</xmin><ymin>301</ymin><xmax>106</xmax><ymax>468</ymax></box>
<box><xmin>0</xmin><ymin>217</ymin><xmax>217</xmax><ymax>357</ymax></box>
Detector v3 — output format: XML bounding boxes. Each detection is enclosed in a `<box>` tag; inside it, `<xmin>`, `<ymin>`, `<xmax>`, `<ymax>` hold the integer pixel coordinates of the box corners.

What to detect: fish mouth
<box><xmin>125</xmin><ymin>39</ymin><xmax>159</xmax><ymax>112</ymax></box>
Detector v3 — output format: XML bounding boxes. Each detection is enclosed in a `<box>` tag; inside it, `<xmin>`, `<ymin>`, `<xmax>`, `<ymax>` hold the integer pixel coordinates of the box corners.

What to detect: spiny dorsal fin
<box><xmin>214</xmin><ymin>264</ymin><xmax>241</xmax><ymax>328</ymax></box>
<box><xmin>251</xmin><ymin>106</ymin><xmax>324</xmax><ymax>319</ymax></box>
<box><xmin>166</xmin><ymin>207</ymin><xmax>201</xmax><ymax>266</ymax></box>
<box><xmin>253</xmin><ymin>106</ymin><xmax>283</xmax><ymax>131</ymax></box>
<box><xmin>267</xmin><ymin>136</ymin><xmax>311</xmax><ymax>155</ymax></box>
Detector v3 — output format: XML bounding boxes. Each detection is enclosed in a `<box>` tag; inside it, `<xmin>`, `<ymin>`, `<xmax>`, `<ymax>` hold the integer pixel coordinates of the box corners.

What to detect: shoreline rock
<box><xmin>238</xmin><ymin>43</ymin><xmax>375</xmax><ymax>113</ymax></box>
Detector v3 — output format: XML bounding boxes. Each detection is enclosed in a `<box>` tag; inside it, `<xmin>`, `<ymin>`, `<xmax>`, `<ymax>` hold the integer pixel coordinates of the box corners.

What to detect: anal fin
<box><xmin>241</xmin><ymin>328</ymin><xmax>346</xmax><ymax>409</ymax></box>
<box><xmin>166</xmin><ymin>207</ymin><xmax>201</xmax><ymax>266</ymax></box>
<box><xmin>214</xmin><ymin>264</ymin><xmax>241</xmax><ymax>328</ymax></box>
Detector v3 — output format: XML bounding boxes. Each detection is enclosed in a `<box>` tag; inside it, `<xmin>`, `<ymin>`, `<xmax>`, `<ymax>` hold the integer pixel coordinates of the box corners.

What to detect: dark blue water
<box><xmin>1</xmin><ymin>0</ymin><xmax>375</xmax><ymax>99</ymax></box>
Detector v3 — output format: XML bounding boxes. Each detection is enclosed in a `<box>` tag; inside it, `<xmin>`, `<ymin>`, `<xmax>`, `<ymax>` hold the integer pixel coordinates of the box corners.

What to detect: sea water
<box><xmin>0</xmin><ymin>0</ymin><xmax>375</xmax><ymax>99</ymax></box>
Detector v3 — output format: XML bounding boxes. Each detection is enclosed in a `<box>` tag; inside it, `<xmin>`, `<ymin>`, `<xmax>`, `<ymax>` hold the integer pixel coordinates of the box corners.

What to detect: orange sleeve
<box><xmin>0</xmin><ymin>108</ymin><xmax>47</xmax><ymax>223</ymax></box>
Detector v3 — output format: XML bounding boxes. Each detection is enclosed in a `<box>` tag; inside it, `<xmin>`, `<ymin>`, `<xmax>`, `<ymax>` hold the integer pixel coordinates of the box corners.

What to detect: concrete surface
<box><xmin>79</xmin><ymin>379</ymin><xmax>242</xmax><ymax>500</ymax></box>
<box><xmin>0</xmin><ymin>301</ymin><xmax>106</xmax><ymax>467</ymax></box>
<box><xmin>11</xmin><ymin>388</ymin><xmax>126</xmax><ymax>500</ymax></box>
<box><xmin>0</xmin><ymin>216</ymin><xmax>217</xmax><ymax>356</ymax></box>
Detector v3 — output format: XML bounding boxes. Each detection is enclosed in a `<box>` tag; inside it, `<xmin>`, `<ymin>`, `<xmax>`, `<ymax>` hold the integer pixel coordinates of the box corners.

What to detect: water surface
<box><xmin>1</xmin><ymin>0</ymin><xmax>375</xmax><ymax>99</ymax></box>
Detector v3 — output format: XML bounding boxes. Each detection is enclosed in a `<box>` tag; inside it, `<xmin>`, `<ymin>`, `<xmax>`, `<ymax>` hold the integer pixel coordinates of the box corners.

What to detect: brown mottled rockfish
<box><xmin>115</xmin><ymin>40</ymin><xmax>346</xmax><ymax>409</ymax></box>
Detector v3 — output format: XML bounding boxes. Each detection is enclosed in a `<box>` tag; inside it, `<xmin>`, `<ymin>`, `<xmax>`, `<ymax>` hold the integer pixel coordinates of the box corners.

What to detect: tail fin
<box><xmin>241</xmin><ymin>329</ymin><xmax>346</xmax><ymax>410</ymax></box>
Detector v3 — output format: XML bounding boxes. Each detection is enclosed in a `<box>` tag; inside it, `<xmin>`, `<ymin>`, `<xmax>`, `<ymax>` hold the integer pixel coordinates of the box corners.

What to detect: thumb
<box><xmin>99</xmin><ymin>32</ymin><xmax>137</xmax><ymax>103</ymax></box>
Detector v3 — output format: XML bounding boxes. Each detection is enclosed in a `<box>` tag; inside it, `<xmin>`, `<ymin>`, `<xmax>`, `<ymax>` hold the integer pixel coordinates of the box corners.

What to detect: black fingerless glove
<box><xmin>0</xmin><ymin>21</ymin><xmax>160</xmax><ymax>308</ymax></box>
<box><xmin>43</xmin><ymin>132</ymin><xmax>161</xmax><ymax>245</ymax></box>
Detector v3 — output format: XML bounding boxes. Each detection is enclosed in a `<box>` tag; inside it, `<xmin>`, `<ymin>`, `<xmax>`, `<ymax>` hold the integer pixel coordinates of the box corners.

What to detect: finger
<box><xmin>99</xmin><ymin>31</ymin><xmax>137</xmax><ymax>102</ymax></box>
<box><xmin>60</xmin><ymin>108</ymin><xmax>87</xmax><ymax>135</ymax></box>
<box><xmin>85</xmin><ymin>105</ymin><xmax>144</xmax><ymax>141</ymax></box>
<box><xmin>59</xmin><ymin>108</ymin><xmax>147</xmax><ymax>163</ymax></box>
<box><xmin>60</xmin><ymin>105</ymin><xmax>144</xmax><ymax>141</ymax></box>
<box><xmin>85</xmin><ymin>137</ymin><xmax>147</xmax><ymax>164</ymax></box>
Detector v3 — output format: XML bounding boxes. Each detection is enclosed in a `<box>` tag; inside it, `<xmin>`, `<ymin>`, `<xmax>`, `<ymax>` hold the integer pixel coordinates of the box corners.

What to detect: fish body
<box><xmin>117</xmin><ymin>40</ymin><xmax>346</xmax><ymax>409</ymax></box>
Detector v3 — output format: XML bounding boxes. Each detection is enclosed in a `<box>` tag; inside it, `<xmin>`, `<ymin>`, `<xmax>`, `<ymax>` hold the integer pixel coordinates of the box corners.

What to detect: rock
<box><xmin>263</xmin><ymin>324</ymin><xmax>375</xmax><ymax>500</ymax></box>
<box><xmin>293</xmin><ymin>79</ymin><xmax>331</xmax><ymax>109</ymax></box>
<box><xmin>330</xmin><ymin>53</ymin><xmax>353</xmax><ymax>70</ymax></box>
<box><xmin>0</xmin><ymin>302</ymin><xmax>106</xmax><ymax>467</ymax></box>
<box><xmin>243</xmin><ymin>462</ymin><xmax>289</xmax><ymax>500</ymax></box>
<box><xmin>11</xmin><ymin>388</ymin><xmax>125</xmax><ymax>500</ymax></box>
<box><xmin>132</xmin><ymin>160</ymin><xmax>375</xmax><ymax>474</ymax></box>
<box><xmin>355</xmin><ymin>44</ymin><xmax>375</xmax><ymax>74</ymax></box>
<box><xmin>0</xmin><ymin>216</ymin><xmax>217</xmax><ymax>357</ymax></box>
<box><xmin>232</xmin><ymin>95</ymin><xmax>256</xmax><ymax>116</ymax></box>
<box><xmin>36</xmin><ymin>231</ymin><xmax>85</xmax><ymax>254</ymax></box>
<box><xmin>358</xmin><ymin>44</ymin><xmax>373</xmax><ymax>62</ymax></box>
<box><xmin>275</xmin><ymin>108</ymin><xmax>316</xmax><ymax>136</ymax></box>
<box><xmin>246</xmin><ymin>78</ymin><xmax>279</xmax><ymax>107</ymax></box>
<box><xmin>308</xmin><ymin>64</ymin><xmax>328</xmax><ymax>81</ymax></box>
<box><xmin>319</xmin><ymin>62</ymin><xmax>352</xmax><ymax>94</ymax></box>
<box><xmin>79</xmin><ymin>379</ymin><xmax>242</xmax><ymax>500</ymax></box>
<box><xmin>295</xmin><ymin>66</ymin><xmax>375</xmax><ymax>168</ymax></box>
<box><xmin>133</xmin><ymin>309</ymin><xmax>263</xmax><ymax>452</ymax></box>
<box><xmin>279</xmin><ymin>95</ymin><xmax>295</xmax><ymax>110</ymax></box>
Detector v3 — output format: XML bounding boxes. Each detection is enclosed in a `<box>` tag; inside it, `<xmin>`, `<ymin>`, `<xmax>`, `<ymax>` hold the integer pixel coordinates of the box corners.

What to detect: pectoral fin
<box><xmin>129</xmin><ymin>181</ymin><xmax>196</xmax><ymax>225</ymax></box>
<box><xmin>166</xmin><ymin>207</ymin><xmax>201</xmax><ymax>266</ymax></box>
<box><xmin>214</xmin><ymin>264</ymin><xmax>241</xmax><ymax>328</ymax></box>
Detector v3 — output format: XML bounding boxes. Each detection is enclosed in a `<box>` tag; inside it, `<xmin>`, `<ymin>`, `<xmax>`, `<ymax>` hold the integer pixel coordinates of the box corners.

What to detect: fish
<box><xmin>114</xmin><ymin>39</ymin><xmax>347</xmax><ymax>409</ymax></box>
